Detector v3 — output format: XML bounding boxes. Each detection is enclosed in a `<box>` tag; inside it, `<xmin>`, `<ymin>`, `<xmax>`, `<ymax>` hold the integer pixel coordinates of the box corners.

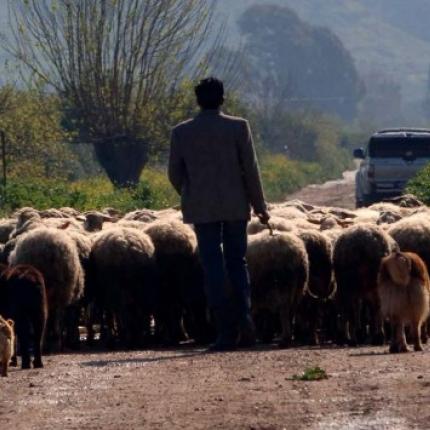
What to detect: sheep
<box><xmin>352</xmin><ymin>208</ymin><xmax>380</xmax><ymax>225</ymax></box>
<box><xmin>83</xmin><ymin>211</ymin><xmax>114</xmax><ymax>232</ymax></box>
<box><xmin>0</xmin><ymin>265</ymin><xmax>47</xmax><ymax>368</ymax></box>
<box><xmin>0</xmin><ymin>219</ymin><xmax>17</xmax><ymax>244</ymax></box>
<box><xmin>295</xmin><ymin>230</ymin><xmax>335</xmax><ymax>345</ymax></box>
<box><xmin>43</xmin><ymin>218</ymin><xmax>83</xmax><ymax>231</ymax></box>
<box><xmin>271</xmin><ymin>199</ymin><xmax>314</xmax><ymax>213</ymax></box>
<box><xmin>123</xmin><ymin>209</ymin><xmax>158</xmax><ymax>223</ymax></box>
<box><xmin>90</xmin><ymin>227</ymin><xmax>156</xmax><ymax>348</ymax></box>
<box><xmin>269</xmin><ymin>206</ymin><xmax>308</xmax><ymax>220</ymax></box>
<box><xmin>385</xmin><ymin>194</ymin><xmax>424</xmax><ymax>208</ymax></box>
<box><xmin>59</xmin><ymin>207</ymin><xmax>81</xmax><ymax>218</ymax></box>
<box><xmin>333</xmin><ymin>223</ymin><xmax>397</xmax><ymax>346</ymax></box>
<box><xmin>63</xmin><ymin>230</ymin><xmax>94</xmax><ymax>348</ymax></box>
<box><xmin>9</xmin><ymin>209</ymin><xmax>80</xmax><ymax>239</ymax></box>
<box><xmin>1</xmin><ymin>239</ymin><xmax>16</xmax><ymax>265</ymax></box>
<box><xmin>247</xmin><ymin>216</ymin><xmax>294</xmax><ymax>235</ymax></box>
<box><xmin>10</xmin><ymin>209</ymin><xmax>42</xmax><ymax>238</ymax></box>
<box><xmin>143</xmin><ymin>220</ymin><xmax>210</xmax><ymax>345</ymax></box>
<box><xmin>307</xmin><ymin>214</ymin><xmax>353</xmax><ymax>231</ymax></box>
<box><xmin>116</xmin><ymin>219</ymin><xmax>147</xmax><ymax>231</ymax></box>
<box><xmin>388</xmin><ymin>215</ymin><xmax>430</xmax><ymax>270</ymax></box>
<box><xmin>155</xmin><ymin>208</ymin><xmax>183</xmax><ymax>222</ymax></box>
<box><xmin>377</xmin><ymin>211</ymin><xmax>403</xmax><ymax>225</ymax></box>
<box><xmin>39</xmin><ymin>208</ymin><xmax>70</xmax><ymax>219</ymax></box>
<box><xmin>102</xmin><ymin>207</ymin><xmax>122</xmax><ymax>218</ymax></box>
<box><xmin>9</xmin><ymin>227</ymin><xmax>84</xmax><ymax>352</ymax></box>
<box><xmin>0</xmin><ymin>315</ymin><xmax>14</xmax><ymax>377</ymax></box>
<box><xmin>368</xmin><ymin>202</ymin><xmax>404</xmax><ymax>214</ymax></box>
<box><xmin>378</xmin><ymin>251</ymin><xmax>430</xmax><ymax>353</ymax></box>
<box><xmin>247</xmin><ymin>230</ymin><xmax>309</xmax><ymax>347</ymax></box>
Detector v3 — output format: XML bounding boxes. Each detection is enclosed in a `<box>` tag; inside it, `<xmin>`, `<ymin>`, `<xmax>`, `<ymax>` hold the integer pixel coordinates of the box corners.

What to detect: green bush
<box><xmin>406</xmin><ymin>164</ymin><xmax>430</xmax><ymax>203</ymax></box>
<box><xmin>0</xmin><ymin>167</ymin><xmax>179</xmax><ymax>215</ymax></box>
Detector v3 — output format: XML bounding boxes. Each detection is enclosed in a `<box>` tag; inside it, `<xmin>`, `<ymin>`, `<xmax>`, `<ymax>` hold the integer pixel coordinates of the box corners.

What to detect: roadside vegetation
<box><xmin>406</xmin><ymin>165</ymin><xmax>430</xmax><ymax>204</ymax></box>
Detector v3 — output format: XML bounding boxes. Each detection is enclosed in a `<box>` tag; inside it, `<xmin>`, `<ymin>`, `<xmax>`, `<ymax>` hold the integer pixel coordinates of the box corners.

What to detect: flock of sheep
<box><xmin>0</xmin><ymin>194</ymin><xmax>429</xmax><ymax>375</ymax></box>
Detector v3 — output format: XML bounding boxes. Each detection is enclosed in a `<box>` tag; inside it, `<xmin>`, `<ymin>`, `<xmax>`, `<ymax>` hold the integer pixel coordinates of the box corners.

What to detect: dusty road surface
<box><xmin>288</xmin><ymin>170</ymin><xmax>356</xmax><ymax>209</ymax></box>
<box><xmin>1</xmin><ymin>345</ymin><xmax>430</xmax><ymax>429</ymax></box>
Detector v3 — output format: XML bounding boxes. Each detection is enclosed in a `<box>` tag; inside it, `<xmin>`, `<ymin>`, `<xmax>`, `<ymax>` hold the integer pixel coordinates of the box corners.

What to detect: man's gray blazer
<box><xmin>168</xmin><ymin>109</ymin><xmax>267</xmax><ymax>224</ymax></box>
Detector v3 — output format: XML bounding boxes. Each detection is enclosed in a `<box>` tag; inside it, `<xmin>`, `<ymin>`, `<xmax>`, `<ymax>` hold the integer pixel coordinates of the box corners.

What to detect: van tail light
<box><xmin>367</xmin><ymin>164</ymin><xmax>375</xmax><ymax>179</ymax></box>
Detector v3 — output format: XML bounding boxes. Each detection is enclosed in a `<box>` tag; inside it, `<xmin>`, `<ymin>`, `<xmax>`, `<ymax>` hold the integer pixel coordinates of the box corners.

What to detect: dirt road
<box><xmin>2</xmin><ymin>345</ymin><xmax>429</xmax><ymax>430</ymax></box>
<box><xmin>288</xmin><ymin>170</ymin><xmax>356</xmax><ymax>209</ymax></box>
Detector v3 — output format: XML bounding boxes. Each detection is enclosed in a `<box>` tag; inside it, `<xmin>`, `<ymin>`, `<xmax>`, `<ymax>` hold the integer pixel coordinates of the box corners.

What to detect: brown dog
<box><xmin>0</xmin><ymin>315</ymin><xmax>15</xmax><ymax>377</ymax></box>
<box><xmin>378</xmin><ymin>251</ymin><xmax>430</xmax><ymax>353</ymax></box>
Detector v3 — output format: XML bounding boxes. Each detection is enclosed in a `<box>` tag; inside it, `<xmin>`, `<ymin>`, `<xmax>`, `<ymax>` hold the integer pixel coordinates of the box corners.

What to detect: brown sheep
<box><xmin>90</xmin><ymin>227</ymin><xmax>156</xmax><ymax>348</ymax></box>
<box><xmin>295</xmin><ymin>230</ymin><xmax>335</xmax><ymax>345</ymax></box>
<box><xmin>247</xmin><ymin>230</ymin><xmax>309</xmax><ymax>347</ymax></box>
<box><xmin>144</xmin><ymin>221</ymin><xmax>210</xmax><ymax>345</ymax></box>
<box><xmin>333</xmin><ymin>223</ymin><xmax>397</xmax><ymax>346</ymax></box>
<box><xmin>378</xmin><ymin>252</ymin><xmax>430</xmax><ymax>353</ymax></box>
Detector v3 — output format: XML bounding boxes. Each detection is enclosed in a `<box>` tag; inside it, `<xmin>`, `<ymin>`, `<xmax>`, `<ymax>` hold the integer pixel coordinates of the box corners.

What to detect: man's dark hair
<box><xmin>195</xmin><ymin>77</ymin><xmax>224</xmax><ymax>110</ymax></box>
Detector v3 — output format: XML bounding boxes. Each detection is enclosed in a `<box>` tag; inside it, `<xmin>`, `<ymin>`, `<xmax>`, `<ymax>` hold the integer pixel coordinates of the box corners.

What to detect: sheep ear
<box><xmin>76</xmin><ymin>215</ymin><xmax>86</xmax><ymax>222</ymax></box>
<box><xmin>6</xmin><ymin>319</ymin><xmax>14</xmax><ymax>327</ymax></box>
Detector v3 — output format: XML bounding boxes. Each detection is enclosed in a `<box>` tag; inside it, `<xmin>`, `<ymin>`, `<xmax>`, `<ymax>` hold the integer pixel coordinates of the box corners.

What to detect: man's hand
<box><xmin>256</xmin><ymin>210</ymin><xmax>270</xmax><ymax>225</ymax></box>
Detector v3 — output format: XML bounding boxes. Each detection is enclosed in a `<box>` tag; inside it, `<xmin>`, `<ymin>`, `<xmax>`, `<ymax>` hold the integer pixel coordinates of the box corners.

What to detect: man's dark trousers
<box><xmin>194</xmin><ymin>220</ymin><xmax>252</xmax><ymax>345</ymax></box>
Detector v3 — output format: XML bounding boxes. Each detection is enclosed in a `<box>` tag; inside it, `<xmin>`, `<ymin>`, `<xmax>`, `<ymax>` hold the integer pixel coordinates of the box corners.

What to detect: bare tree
<box><xmin>5</xmin><ymin>0</ymin><xmax>222</xmax><ymax>187</ymax></box>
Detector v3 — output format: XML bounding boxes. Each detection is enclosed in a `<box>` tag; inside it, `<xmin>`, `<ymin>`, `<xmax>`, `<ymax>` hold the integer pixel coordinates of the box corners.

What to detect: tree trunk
<box><xmin>94</xmin><ymin>139</ymin><xmax>148</xmax><ymax>188</ymax></box>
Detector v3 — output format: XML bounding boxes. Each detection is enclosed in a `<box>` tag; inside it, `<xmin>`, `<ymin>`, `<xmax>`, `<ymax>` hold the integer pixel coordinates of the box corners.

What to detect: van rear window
<box><xmin>368</xmin><ymin>137</ymin><xmax>430</xmax><ymax>158</ymax></box>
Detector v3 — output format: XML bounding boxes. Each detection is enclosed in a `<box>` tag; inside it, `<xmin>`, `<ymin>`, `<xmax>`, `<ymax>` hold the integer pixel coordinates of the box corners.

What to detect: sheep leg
<box><xmin>368</xmin><ymin>295</ymin><xmax>385</xmax><ymax>345</ymax></box>
<box><xmin>33</xmin><ymin>310</ymin><xmax>46</xmax><ymax>368</ymax></box>
<box><xmin>45</xmin><ymin>309</ymin><xmax>63</xmax><ymax>353</ymax></box>
<box><xmin>411</xmin><ymin>320</ymin><xmax>424</xmax><ymax>352</ymax></box>
<box><xmin>102</xmin><ymin>310</ymin><xmax>116</xmax><ymax>349</ymax></box>
<box><xmin>85</xmin><ymin>303</ymin><xmax>99</xmax><ymax>346</ymax></box>
<box><xmin>390</xmin><ymin>319</ymin><xmax>408</xmax><ymax>353</ymax></box>
<box><xmin>10</xmin><ymin>336</ymin><xmax>17</xmax><ymax>367</ymax></box>
<box><xmin>63</xmin><ymin>305</ymin><xmax>81</xmax><ymax>350</ymax></box>
<box><xmin>421</xmin><ymin>318</ymin><xmax>429</xmax><ymax>344</ymax></box>
<box><xmin>255</xmin><ymin>310</ymin><xmax>277</xmax><ymax>344</ymax></box>
<box><xmin>1</xmin><ymin>359</ymin><xmax>7</xmax><ymax>377</ymax></box>
<box><xmin>336</xmin><ymin>311</ymin><xmax>349</xmax><ymax>345</ymax></box>
<box><xmin>279</xmin><ymin>305</ymin><xmax>292</xmax><ymax>348</ymax></box>
<box><xmin>347</xmin><ymin>299</ymin><xmax>361</xmax><ymax>347</ymax></box>
<box><xmin>16</xmin><ymin>319</ymin><xmax>31</xmax><ymax>369</ymax></box>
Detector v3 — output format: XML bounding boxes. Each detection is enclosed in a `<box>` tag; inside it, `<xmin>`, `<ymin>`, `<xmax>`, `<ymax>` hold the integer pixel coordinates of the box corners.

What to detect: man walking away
<box><xmin>168</xmin><ymin>77</ymin><xmax>270</xmax><ymax>351</ymax></box>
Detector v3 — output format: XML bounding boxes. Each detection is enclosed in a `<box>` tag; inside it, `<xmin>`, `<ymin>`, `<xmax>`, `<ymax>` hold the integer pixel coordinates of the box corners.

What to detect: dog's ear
<box><xmin>409</xmin><ymin>254</ymin><xmax>426</xmax><ymax>279</ymax></box>
<box><xmin>6</xmin><ymin>319</ymin><xmax>14</xmax><ymax>327</ymax></box>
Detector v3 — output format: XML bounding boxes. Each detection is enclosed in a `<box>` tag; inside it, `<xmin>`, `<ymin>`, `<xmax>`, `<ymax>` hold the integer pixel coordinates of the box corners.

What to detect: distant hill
<box><xmin>216</xmin><ymin>0</ymin><xmax>430</xmax><ymax>106</ymax></box>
